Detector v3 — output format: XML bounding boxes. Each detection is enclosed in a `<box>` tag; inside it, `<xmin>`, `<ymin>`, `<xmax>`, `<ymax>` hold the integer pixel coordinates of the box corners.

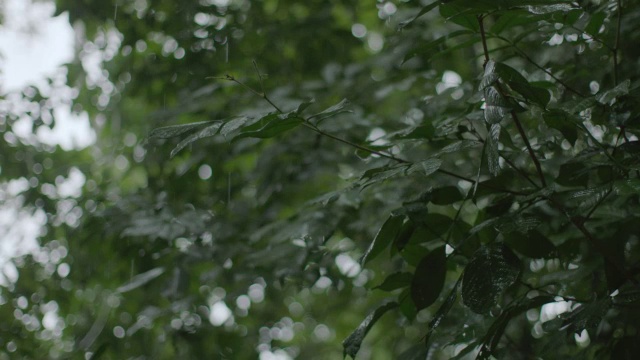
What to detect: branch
<box><xmin>508</xmin><ymin>108</ymin><xmax>547</xmax><ymax>187</ymax></box>
<box><xmin>494</xmin><ymin>35</ymin><xmax>587</xmax><ymax>98</ymax></box>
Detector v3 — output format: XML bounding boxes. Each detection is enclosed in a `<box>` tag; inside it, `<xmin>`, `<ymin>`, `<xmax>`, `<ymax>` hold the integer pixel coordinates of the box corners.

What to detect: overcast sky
<box><xmin>0</xmin><ymin>0</ymin><xmax>86</xmax><ymax>281</ymax></box>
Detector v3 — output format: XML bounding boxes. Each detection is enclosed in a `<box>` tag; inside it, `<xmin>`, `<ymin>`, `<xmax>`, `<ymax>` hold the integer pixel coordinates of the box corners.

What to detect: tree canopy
<box><xmin>2</xmin><ymin>0</ymin><xmax>640</xmax><ymax>359</ymax></box>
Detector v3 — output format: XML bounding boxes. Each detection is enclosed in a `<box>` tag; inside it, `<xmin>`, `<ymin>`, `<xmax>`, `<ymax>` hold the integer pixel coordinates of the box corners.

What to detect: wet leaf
<box><xmin>374</xmin><ymin>272</ymin><xmax>413</xmax><ymax>291</ymax></box>
<box><xmin>117</xmin><ymin>267</ymin><xmax>165</xmax><ymax>293</ymax></box>
<box><xmin>487</xmin><ymin>124</ymin><xmax>501</xmax><ymax>176</ymax></box>
<box><xmin>310</xmin><ymin>98</ymin><xmax>352</xmax><ymax>123</ymax></box>
<box><xmin>430</xmin><ymin>186</ymin><xmax>463</xmax><ymax>205</ymax></box>
<box><xmin>148</xmin><ymin>120</ymin><xmax>217</xmax><ymax>139</ymax></box>
<box><xmin>360</xmin><ymin>214</ymin><xmax>405</xmax><ymax>266</ymax></box>
<box><xmin>411</xmin><ymin>246</ymin><xmax>447</xmax><ymax>311</ymax></box>
<box><xmin>234</xmin><ymin>113</ymin><xmax>303</xmax><ymax>140</ymax></box>
<box><xmin>170</xmin><ymin>122</ymin><xmax>222</xmax><ymax>158</ymax></box>
<box><xmin>462</xmin><ymin>243</ymin><xmax>521</xmax><ymax>313</ymax></box>
<box><xmin>543</xmin><ymin>109</ymin><xmax>578</xmax><ymax>145</ymax></box>
<box><xmin>424</xmin><ymin>274</ymin><xmax>463</xmax><ymax>346</ymax></box>
<box><xmin>406</xmin><ymin>158</ymin><xmax>442</xmax><ymax>176</ymax></box>
<box><xmin>504</xmin><ymin>230</ymin><xmax>556</xmax><ymax>258</ymax></box>
<box><xmin>342</xmin><ymin>302</ymin><xmax>399</xmax><ymax>359</ymax></box>
<box><xmin>596</xmin><ymin>80</ymin><xmax>630</xmax><ymax>104</ymax></box>
<box><xmin>398</xmin><ymin>1</ymin><xmax>440</xmax><ymax>29</ymax></box>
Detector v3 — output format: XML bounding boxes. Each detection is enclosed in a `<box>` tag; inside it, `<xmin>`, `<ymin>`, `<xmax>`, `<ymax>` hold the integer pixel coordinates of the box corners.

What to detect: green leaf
<box><xmin>424</xmin><ymin>274</ymin><xmax>463</xmax><ymax>346</ymax></box>
<box><xmin>555</xmin><ymin>162</ymin><xmax>588</xmax><ymax>186</ymax></box>
<box><xmin>487</xmin><ymin>124</ymin><xmax>501</xmax><ymax>176</ymax></box>
<box><xmin>462</xmin><ymin>243</ymin><xmax>521</xmax><ymax>313</ymax></box>
<box><xmin>148</xmin><ymin>120</ymin><xmax>218</xmax><ymax>139</ymax></box>
<box><xmin>342</xmin><ymin>302</ymin><xmax>399</xmax><ymax>359</ymax></box>
<box><xmin>585</xmin><ymin>11</ymin><xmax>606</xmax><ymax>37</ymax></box>
<box><xmin>234</xmin><ymin>113</ymin><xmax>303</xmax><ymax>140</ymax></box>
<box><xmin>561</xmin><ymin>299</ymin><xmax>612</xmax><ymax>335</ymax></box>
<box><xmin>543</xmin><ymin>109</ymin><xmax>578</xmax><ymax>145</ymax></box>
<box><xmin>430</xmin><ymin>186</ymin><xmax>463</xmax><ymax>205</ymax></box>
<box><xmin>596</xmin><ymin>80</ymin><xmax>630</xmax><ymax>104</ymax></box>
<box><xmin>478</xmin><ymin>295</ymin><xmax>556</xmax><ymax>358</ymax></box>
<box><xmin>439</xmin><ymin>4</ymin><xmax>481</xmax><ymax>31</ymax></box>
<box><xmin>374</xmin><ymin>272</ymin><xmax>413</xmax><ymax>291</ymax></box>
<box><xmin>406</xmin><ymin>158</ymin><xmax>442</xmax><ymax>176</ymax></box>
<box><xmin>504</xmin><ymin>230</ymin><xmax>556</xmax><ymax>258</ymax></box>
<box><xmin>310</xmin><ymin>98</ymin><xmax>351</xmax><ymax>123</ymax></box>
<box><xmin>219</xmin><ymin>116</ymin><xmax>255</xmax><ymax>138</ymax></box>
<box><xmin>116</xmin><ymin>267</ymin><xmax>165</xmax><ymax>293</ymax></box>
<box><xmin>360</xmin><ymin>214</ymin><xmax>405</xmax><ymax>266</ymax></box>
<box><xmin>435</xmin><ymin>140</ymin><xmax>482</xmax><ymax>156</ymax></box>
<box><xmin>411</xmin><ymin>246</ymin><xmax>447</xmax><ymax>311</ymax></box>
<box><xmin>360</xmin><ymin>164</ymin><xmax>411</xmax><ymax>187</ymax></box>
<box><xmin>170</xmin><ymin>122</ymin><xmax>222</xmax><ymax>158</ymax></box>
<box><xmin>403</xmin><ymin>30</ymin><xmax>473</xmax><ymax>63</ymax></box>
<box><xmin>398</xmin><ymin>1</ymin><xmax>440</xmax><ymax>29</ymax></box>
<box><xmin>295</xmin><ymin>98</ymin><xmax>315</xmax><ymax>114</ymax></box>
<box><xmin>393</xmin><ymin>219</ymin><xmax>417</xmax><ymax>251</ymax></box>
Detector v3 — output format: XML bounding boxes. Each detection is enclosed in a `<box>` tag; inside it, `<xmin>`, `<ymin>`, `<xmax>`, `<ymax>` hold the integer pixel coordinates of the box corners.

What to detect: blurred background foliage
<box><xmin>1</xmin><ymin>0</ymin><xmax>640</xmax><ymax>359</ymax></box>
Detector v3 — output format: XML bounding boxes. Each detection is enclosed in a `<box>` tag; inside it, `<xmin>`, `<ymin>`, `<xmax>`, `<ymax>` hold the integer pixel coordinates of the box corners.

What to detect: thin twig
<box><xmin>584</xmin><ymin>187</ymin><xmax>613</xmax><ymax>221</ymax></box>
<box><xmin>216</xmin><ymin>68</ymin><xmax>527</xmax><ymax>196</ymax></box>
<box><xmin>613</xmin><ymin>0</ymin><xmax>622</xmax><ymax>86</ymax></box>
<box><xmin>500</xmin><ymin>153</ymin><xmax>540</xmax><ymax>189</ymax></box>
<box><xmin>494</xmin><ymin>35</ymin><xmax>587</xmax><ymax>98</ymax></box>
<box><xmin>301</xmin><ymin>122</ymin><xmax>408</xmax><ymax>164</ymax></box>
<box><xmin>478</xmin><ymin>15</ymin><xmax>490</xmax><ymax>67</ymax></box>
<box><xmin>545</xmin><ymin>196</ymin><xmax>640</xmax><ymax>289</ymax></box>
<box><xmin>508</xmin><ymin>108</ymin><xmax>547</xmax><ymax>187</ymax></box>
<box><xmin>252</xmin><ymin>60</ymin><xmax>284</xmax><ymax>113</ymax></box>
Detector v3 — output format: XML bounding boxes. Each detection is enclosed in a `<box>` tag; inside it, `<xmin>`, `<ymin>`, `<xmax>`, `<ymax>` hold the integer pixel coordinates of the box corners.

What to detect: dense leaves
<box><xmin>3</xmin><ymin>0</ymin><xmax>640</xmax><ymax>358</ymax></box>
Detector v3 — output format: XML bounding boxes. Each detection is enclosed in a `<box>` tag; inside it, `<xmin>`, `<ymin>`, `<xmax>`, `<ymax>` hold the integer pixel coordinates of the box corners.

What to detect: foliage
<box><xmin>2</xmin><ymin>0</ymin><xmax>640</xmax><ymax>359</ymax></box>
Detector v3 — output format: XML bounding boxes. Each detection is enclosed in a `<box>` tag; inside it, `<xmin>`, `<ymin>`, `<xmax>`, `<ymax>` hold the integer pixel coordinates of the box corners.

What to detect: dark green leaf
<box><xmin>411</xmin><ymin>246</ymin><xmax>447</xmax><ymax>311</ymax></box>
<box><xmin>479</xmin><ymin>295</ymin><xmax>556</xmax><ymax>358</ymax></box>
<box><xmin>170</xmin><ymin>122</ymin><xmax>222</xmax><ymax>158</ymax></box>
<box><xmin>403</xmin><ymin>30</ymin><xmax>473</xmax><ymax>63</ymax></box>
<box><xmin>398</xmin><ymin>1</ymin><xmax>440</xmax><ymax>29</ymax></box>
<box><xmin>504</xmin><ymin>230</ymin><xmax>556</xmax><ymax>258</ymax></box>
<box><xmin>462</xmin><ymin>243</ymin><xmax>521</xmax><ymax>313</ymax></box>
<box><xmin>393</xmin><ymin>219</ymin><xmax>417</xmax><ymax>251</ymax></box>
<box><xmin>555</xmin><ymin>162</ymin><xmax>588</xmax><ymax>186</ymax></box>
<box><xmin>439</xmin><ymin>4</ymin><xmax>481</xmax><ymax>31</ymax></box>
<box><xmin>585</xmin><ymin>11</ymin><xmax>606</xmax><ymax>37</ymax></box>
<box><xmin>374</xmin><ymin>272</ymin><xmax>413</xmax><ymax>291</ymax></box>
<box><xmin>543</xmin><ymin>109</ymin><xmax>578</xmax><ymax>145</ymax></box>
<box><xmin>430</xmin><ymin>186</ymin><xmax>463</xmax><ymax>205</ymax></box>
<box><xmin>360</xmin><ymin>215</ymin><xmax>405</xmax><ymax>266</ymax></box>
<box><xmin>424</xmin><ymin>274</ymin><xmax>463</xmax><ymax>346</ymax></box>
<box><xmin>342</xmin><ymin>302</ymin><xmax>399</xmax><ymax>359</ymax></box>
<box><xmin>234</xmin><ymin>113</ymin><xmax>303</xmax><ymax>140</ymax></box>
<box><xmin>562</xmin><ymin>299</ymin><xmax>612</xmax><ymax>335</ymax></box>
<box><xmin>310</xmin><ymin>98</ymin><xmax>351</xmax><ymax>123</ymax></box>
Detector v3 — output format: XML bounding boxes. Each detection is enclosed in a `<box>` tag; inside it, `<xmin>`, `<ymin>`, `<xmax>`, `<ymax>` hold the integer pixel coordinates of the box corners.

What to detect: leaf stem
<box><xmin>508</xmin><ymin>109</ymin><xmax>547</xmax><ymax>187</ymax></box>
